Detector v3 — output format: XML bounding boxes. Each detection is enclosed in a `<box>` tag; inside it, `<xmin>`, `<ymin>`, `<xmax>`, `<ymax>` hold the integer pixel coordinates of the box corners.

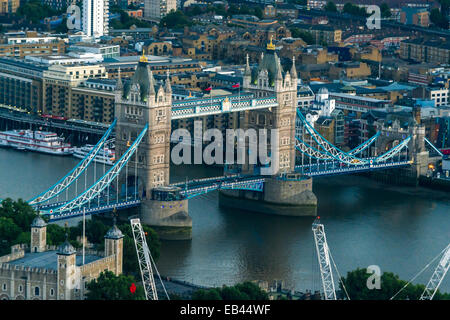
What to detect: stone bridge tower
<box><xmin>373</xmin><ymin>108</ymin><xmax>429</xmax><ymax>184</ymax></box>
<box><xmin>241</xmin><ymin>38</ymin><xmax>297</xmax><ymax>175</ymax></box>
<box><xmin>114</xmin><ymin>55</ymin><xmax>191</xmax><ymax>240</ymax></box>
<box><xmin>219</xmin><ymin>39</ymin><xmax>317</xmax><ymax>217</ymax></box>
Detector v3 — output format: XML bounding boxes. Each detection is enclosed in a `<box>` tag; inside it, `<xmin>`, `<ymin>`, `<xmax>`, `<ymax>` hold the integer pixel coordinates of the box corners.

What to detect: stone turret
<box><xmin>31</xmin><ymin>216</ymin><xmax>46</xmax><ymax>253</ymax></box>
<box><xmin>104</xmin><ymin>220</ymin><xmax>124</xmax><ymax>275</ymax></box>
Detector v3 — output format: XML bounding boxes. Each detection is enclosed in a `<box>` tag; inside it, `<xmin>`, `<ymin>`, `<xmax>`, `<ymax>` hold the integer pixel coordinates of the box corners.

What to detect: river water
<box><xmin>0</xmin><ymin>148</ymin><xmax>449</xmax><ymax>293</ymax></box>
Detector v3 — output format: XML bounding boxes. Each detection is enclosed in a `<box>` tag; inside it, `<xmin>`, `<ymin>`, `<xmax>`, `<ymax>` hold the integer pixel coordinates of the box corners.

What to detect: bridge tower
<box><xmin>241</xmin><ymin>37</ymin><xmax>297</xmax><ymax>174</ymax></box>
<box><xmin>114</xmin><ymin>56</ymin><xmax>191</xmax><ymax>240</ymax></box>
<box><xmin>219</xmin><ymin>39</ymin><xmax>317</xmax><ymax>216</ymax></box>
<box><xmin>373</xmin><ymin>108</ymin><xmax>429</xmax><ymax>185</ymax></box>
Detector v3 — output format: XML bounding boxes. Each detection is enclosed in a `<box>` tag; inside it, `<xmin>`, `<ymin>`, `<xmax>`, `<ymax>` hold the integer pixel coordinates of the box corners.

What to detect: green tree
<box><xmin>380</xmin><ymin>3</ymin><xmax>391</xmax><ymax>18</ymax></box>
<box><xmin>324</xmin><ymin>1</ymin><xmax>337</xmax><ymax>12</ymax></box>
<box><xmin>0</xmin><ymin>198</ymin><xmax>37</xmax><ymax>231</ymax></box>
<box><xmin>192</xmin><ymin>282</ymin><xmax>268</xmax><ymax>300</ymax></box>
<box><xmin>86</xmin><ymin>270</ymin><xmax>145</xmax><ymax>300</ymax></box>
<box><xmin>290</xmin><ymin>28</ymin><xmax>314</xmax><ymax>44</ymax></box>
<box><xmin>0</xmin><ymin>217</ymin><xmax>21</xmax><ymax>254</ymax></box>
<box><xmin>288</xmin><ymin>0</ymin><xmax>307</xmax><ymax>5</ymax></box>
<box><xmin>430</xmin><ymin>8</ymin><xmax>449</xmax><ymax>29</ymax></box>
<box><xmin>16</xmin><ymin>0</ymin><xmax>60</xmax><ymax>24</ymax></box>
<box><xmin>192</xmin><ymin>288</ymin><xmax>223</xmax><ymax>300</ymax></box>
<box><xmin>46</xmin><ymin>223</ymin><xmax>67</xmax><ymax>246</ymax></box>
<box><xmin>340</xmin><ymin>268</ymin><xmax>450</xmax><ymax>300</ymax></box>
<box><xmin>159</xmin><ymin>10</ymin><xmax>192</xmax><ymax>29</ymax></box>
<box><xmin>118</xmin><ymin>223</ymin><xmax>161</xmax><ymax>276</ymax></box>
<box><xmin>439</xmin><ymin>0</ymin><xmax>450</xmax><ymax>16</ymax></box>
<box><xmin>343</xmin><ymin>3</ymin><xmax>368</xmax><ymax>17</ymax></box>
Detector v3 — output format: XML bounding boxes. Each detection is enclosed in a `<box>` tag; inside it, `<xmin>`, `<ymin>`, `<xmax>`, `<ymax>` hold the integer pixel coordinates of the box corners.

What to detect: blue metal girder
<box><xmin>29</xmin><ymin>119</ymin><xmax>117</xmax><ymax>206</ymax></box>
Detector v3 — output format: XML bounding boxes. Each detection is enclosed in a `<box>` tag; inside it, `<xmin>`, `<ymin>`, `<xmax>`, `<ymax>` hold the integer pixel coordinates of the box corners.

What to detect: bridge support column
<box><xmin>139</xmin><ymin>198</ymin><xmax>192</xmax><ymax>240</ymax></box>
<box><xmin>219</xmin><ymin>174</ymin><xmax>317</xmax><ymax>216</ymax></box>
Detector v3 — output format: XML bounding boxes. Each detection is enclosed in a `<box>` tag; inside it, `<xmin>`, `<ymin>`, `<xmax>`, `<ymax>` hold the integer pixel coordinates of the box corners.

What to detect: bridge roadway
<box><xmin>43</xmin><ymin>159</ymin><xmax>412</xmax><ymax>221</ymax></box>
<box><xmin>295</xmin><ymin>160</ymin><xmax>412</xmax><ymax>177</ymax></box>
<box><xmin>0</xmin><ymin>93</ymin><xmax>279</xmax><ymax>134</ymax></box>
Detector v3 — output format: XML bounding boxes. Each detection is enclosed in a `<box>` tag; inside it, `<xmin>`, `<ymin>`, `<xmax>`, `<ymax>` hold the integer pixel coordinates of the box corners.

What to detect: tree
<box><xmin>192</xmin><ymin>282</ymin><xmax>268</xmax><ymax>300</ymax></box>
<box><xmin>0</xmin><ymin>217</ymin><xmax>21</xmax><ymax>255</ymax></box>
<box><xmin>340</xmin><ymin>268</ymin><xmax>450</xmax><ymax>300</ymax></box>
<box><xmin>0</xmin><ymin>198</ymin><xmax>37</xmax><ymax>231</ymax></box>
<box><xmin>118</xmin><ymin>223</ymin><xmax>161</xmax><ymax>276</ymax></box>
<box><xmin>343</xmin><ymin>3</ymin><xmax>368</xmax><ymax>17</ymax></box>
<box><xmin>430</xmin><ymin>8</ymin><xmax>449</xmax><ymax>29</ymax></box>
<box><xmin>86</xmin><ymin>270</ymin><xmax>145</xmax><ymax>300</ymax></box>
<box><xmin>290</xmin><ymin>28</ymin><xmax>314</xmax><ymax>44</ymax></box>
<box><xmin>46</xmin><ymin>223</ymin><xmax>67</xmax><ymax>246</ymax></box>
<box><xmin>380</xmin><ymin>3</ymin><xmax>391</xmax><ymax>18</ymax></box>
<box><xmin>16</xmin><ymin>0</ymin><xmax>60</xmax><ymax>24</ymax></box>
<box><xmin>324</xmin><ymin>1</ymin><xmax>337</xmax><ymax>13</ymax></box>
<box><xmin>192</xmin><ymin>288</ymin><xmax>223</xmax><ymax>300</ymax></box>
<box><xmin>159</xmin><ymin>10</ymin><xmax>192</xmax><ymax>29</ymax></box>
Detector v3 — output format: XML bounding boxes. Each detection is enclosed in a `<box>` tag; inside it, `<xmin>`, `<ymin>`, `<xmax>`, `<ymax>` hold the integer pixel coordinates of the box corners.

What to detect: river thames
<box><xmin>0</xmin><ymin>148</ymin><xmax>449</xmax><ymax>292</ymax></box>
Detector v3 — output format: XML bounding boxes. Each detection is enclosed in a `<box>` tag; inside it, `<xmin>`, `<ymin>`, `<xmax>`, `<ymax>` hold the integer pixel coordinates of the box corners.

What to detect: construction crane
<box><xmin>420</xmin><ymin>243</ymin><xmax>450</xmax><ymax>300</ymax></box>
<box><xmin>391</xmin><ymin>242</ymin><xmax>450</xmax><ymax>300</ymax></box>
<box><xmin>130</xmin><ymin>218</ymin><xmax>158</xmax><ymax>300</ymax></box>
<box><xmin>312</xmin><ymin>218</ymin><xmax>337</xmax><ymax>300</ymax></box>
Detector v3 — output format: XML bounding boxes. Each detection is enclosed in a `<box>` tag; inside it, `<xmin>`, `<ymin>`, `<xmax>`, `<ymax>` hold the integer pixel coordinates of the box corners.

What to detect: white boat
<box><xmin>73</xmin><ymin>144</ymin><xmax>115</xmax><ymax>165</ymax></box>
<box><xmin>0</xmin><ymin>129</ymin><xmax>74</xmax><ymax>155</ymax></box>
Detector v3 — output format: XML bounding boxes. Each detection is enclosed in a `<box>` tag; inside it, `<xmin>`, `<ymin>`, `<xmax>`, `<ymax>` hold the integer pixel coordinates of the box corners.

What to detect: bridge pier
<box><xmin>139</xmin><ymin>187</ymin><xmax>192</xmax><ymax>240</ymax></box>
<box><xmin>218</xmin><ymin>174</ymin><xmax>317</xmax><ymax>216</ymax></box>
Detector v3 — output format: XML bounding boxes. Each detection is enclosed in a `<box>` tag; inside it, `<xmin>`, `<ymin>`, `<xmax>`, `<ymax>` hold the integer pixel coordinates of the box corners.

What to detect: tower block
<box><xmin>114</xmin><ymin>57</ymin><xmax>191</xmax><ymax>240</ymax></box>
<box><xmin>219</xmin><ymin>41</ymin><xmax>317</xmax><ymax>216</ymax></box>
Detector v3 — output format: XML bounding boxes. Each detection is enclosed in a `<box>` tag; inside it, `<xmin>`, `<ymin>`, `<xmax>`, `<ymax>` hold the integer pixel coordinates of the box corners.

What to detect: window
<box><xmin>35</xmin><ymin>287</ymin><xmax>39</xmax><ymax>296</ymax></box>
<box><xmin>2</xmin><ymin>283</ymin><xmax>6</xmax><ymax>291</ymax></box>
<box><xmin>18</xmin><ymin>285</ymin><xmax>23</xmax><ymax>292</ymax></box>
<box><xmin>50</xmin><ymin>289</ymin><xmax>54</xmax><ymax>296</ymax></box>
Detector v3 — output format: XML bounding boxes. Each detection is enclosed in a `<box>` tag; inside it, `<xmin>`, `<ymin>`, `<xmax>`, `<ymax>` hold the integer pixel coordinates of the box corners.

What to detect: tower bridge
<box><xmin>21</xmin><ymin>44</ymin><xmax>437</xmax><ymax>240</ymax></box>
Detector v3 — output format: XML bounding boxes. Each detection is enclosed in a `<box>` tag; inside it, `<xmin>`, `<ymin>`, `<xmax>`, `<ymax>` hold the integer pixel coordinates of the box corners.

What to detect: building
<box><xmin>83</xmin><ymin>0</ymin><xmax>109</xmax><ymax>37</ymax></box>
<box><xmin>0</xmin><ymin>216</ymin><xmax>124</xmax><ymax>300</ymax></box>
<box><xmin>264</xmin><ymin>4</ymin><xmax>298</xmax><ymax>19</ymax></box>
<box><xmin>0</xmin><ymin>0</ymin><xmax>19</xmax><ymax>13</ymax></box>
<box><xmin>144</xmin><ymin>0</ymin><xmax>177</xmax><ymax>21</ymax></box>
<box><xmin>0</xmin><ymin>40</ymin><xmax>66</xmax><ymax>59</ymax></box>
<box><xmin>42</xmin><ymin>63</ymin><xmax>108</xmax><ymax>118</ymax></box>
<box><xmin>0</xmin><ymin>58</ymin><xmax>47</xmax><ymax>114</ymax></box>
<box><xmin>400</xmin><ymin>7</ymin><xmax>429</xmax><ymax>27</ymax></box>
<box><xmin>68</xmin><ymin>43</ymin><xmax>120</xmax><ymax>60</ymax></box>
<box><xmin>41</xmin><ymin>0</ymin><xmax>72</xmax><ymax>10</ymax></box>
<box><xmin>413</xmin><ymin>86</ymin><xmax>449</xmax><ymax>107</ymax></box>
<box><xmin>292</xmin><ymin>24</ymin><xmax>342</xmax><ymax>45</ymax></box>
<box><xmin>400</xmin><ymin>38</ymin><xmax>450</xmax><ymax>65</ymax></box>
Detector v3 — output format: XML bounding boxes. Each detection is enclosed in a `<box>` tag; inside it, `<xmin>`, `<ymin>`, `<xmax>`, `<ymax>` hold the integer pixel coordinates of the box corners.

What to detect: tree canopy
<box><xmin>159</xmin><ymin>10</ymin><xmax>192</xmax><ymax>29</ymax></box>
<box><xmin>430</xmin><ymin>8</ymin><xmax>449</xmax><ymax>29</ymax></box>
<box><xmin>16</xmin><ymin>0</ymin><xmax>61</xmax><ymax>24</ymax></box>
<box><xmin>0</xmin><ymin>198</ymin><xmax>37</xmax><ymax>255</ymax></box>
<box><xmin>324</xmin><ymin>1</ymin><xmax>337</xmax><ymax>13</ymax></box>
<box><xmin>192</xmin><ymin>282</ymin><xmax>268</xmax><ymax>300</ymax></box>
<box><xmin>290</xmin><ymin>28</ymin><xmax>314</xmax><ymax>44</ymax></box>
<box><xmin>340</xmin><ymin>268</ymin><xmax>450</xmax><ymax>300</ymax></box>
<box><xmin>342</xmin><ymin>3</ymin><xmax>368</xmax><ymax>17</ymax></box>
<box><xmin>86</xmin><ymin>270</ymin><xmax>146</xmax><ymax>300</ymax></box>
<box><xmin>380</xmin><ymin>3</ymin><xmax>391</xmax><ymax>18</ymax></box>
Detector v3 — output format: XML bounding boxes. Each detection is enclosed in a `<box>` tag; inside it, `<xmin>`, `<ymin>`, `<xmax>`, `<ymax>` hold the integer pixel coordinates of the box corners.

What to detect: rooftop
<box><xmin>8</xmin><ymin>251</ymin><xmax>101</xmax><ymax>270</ymax></box>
